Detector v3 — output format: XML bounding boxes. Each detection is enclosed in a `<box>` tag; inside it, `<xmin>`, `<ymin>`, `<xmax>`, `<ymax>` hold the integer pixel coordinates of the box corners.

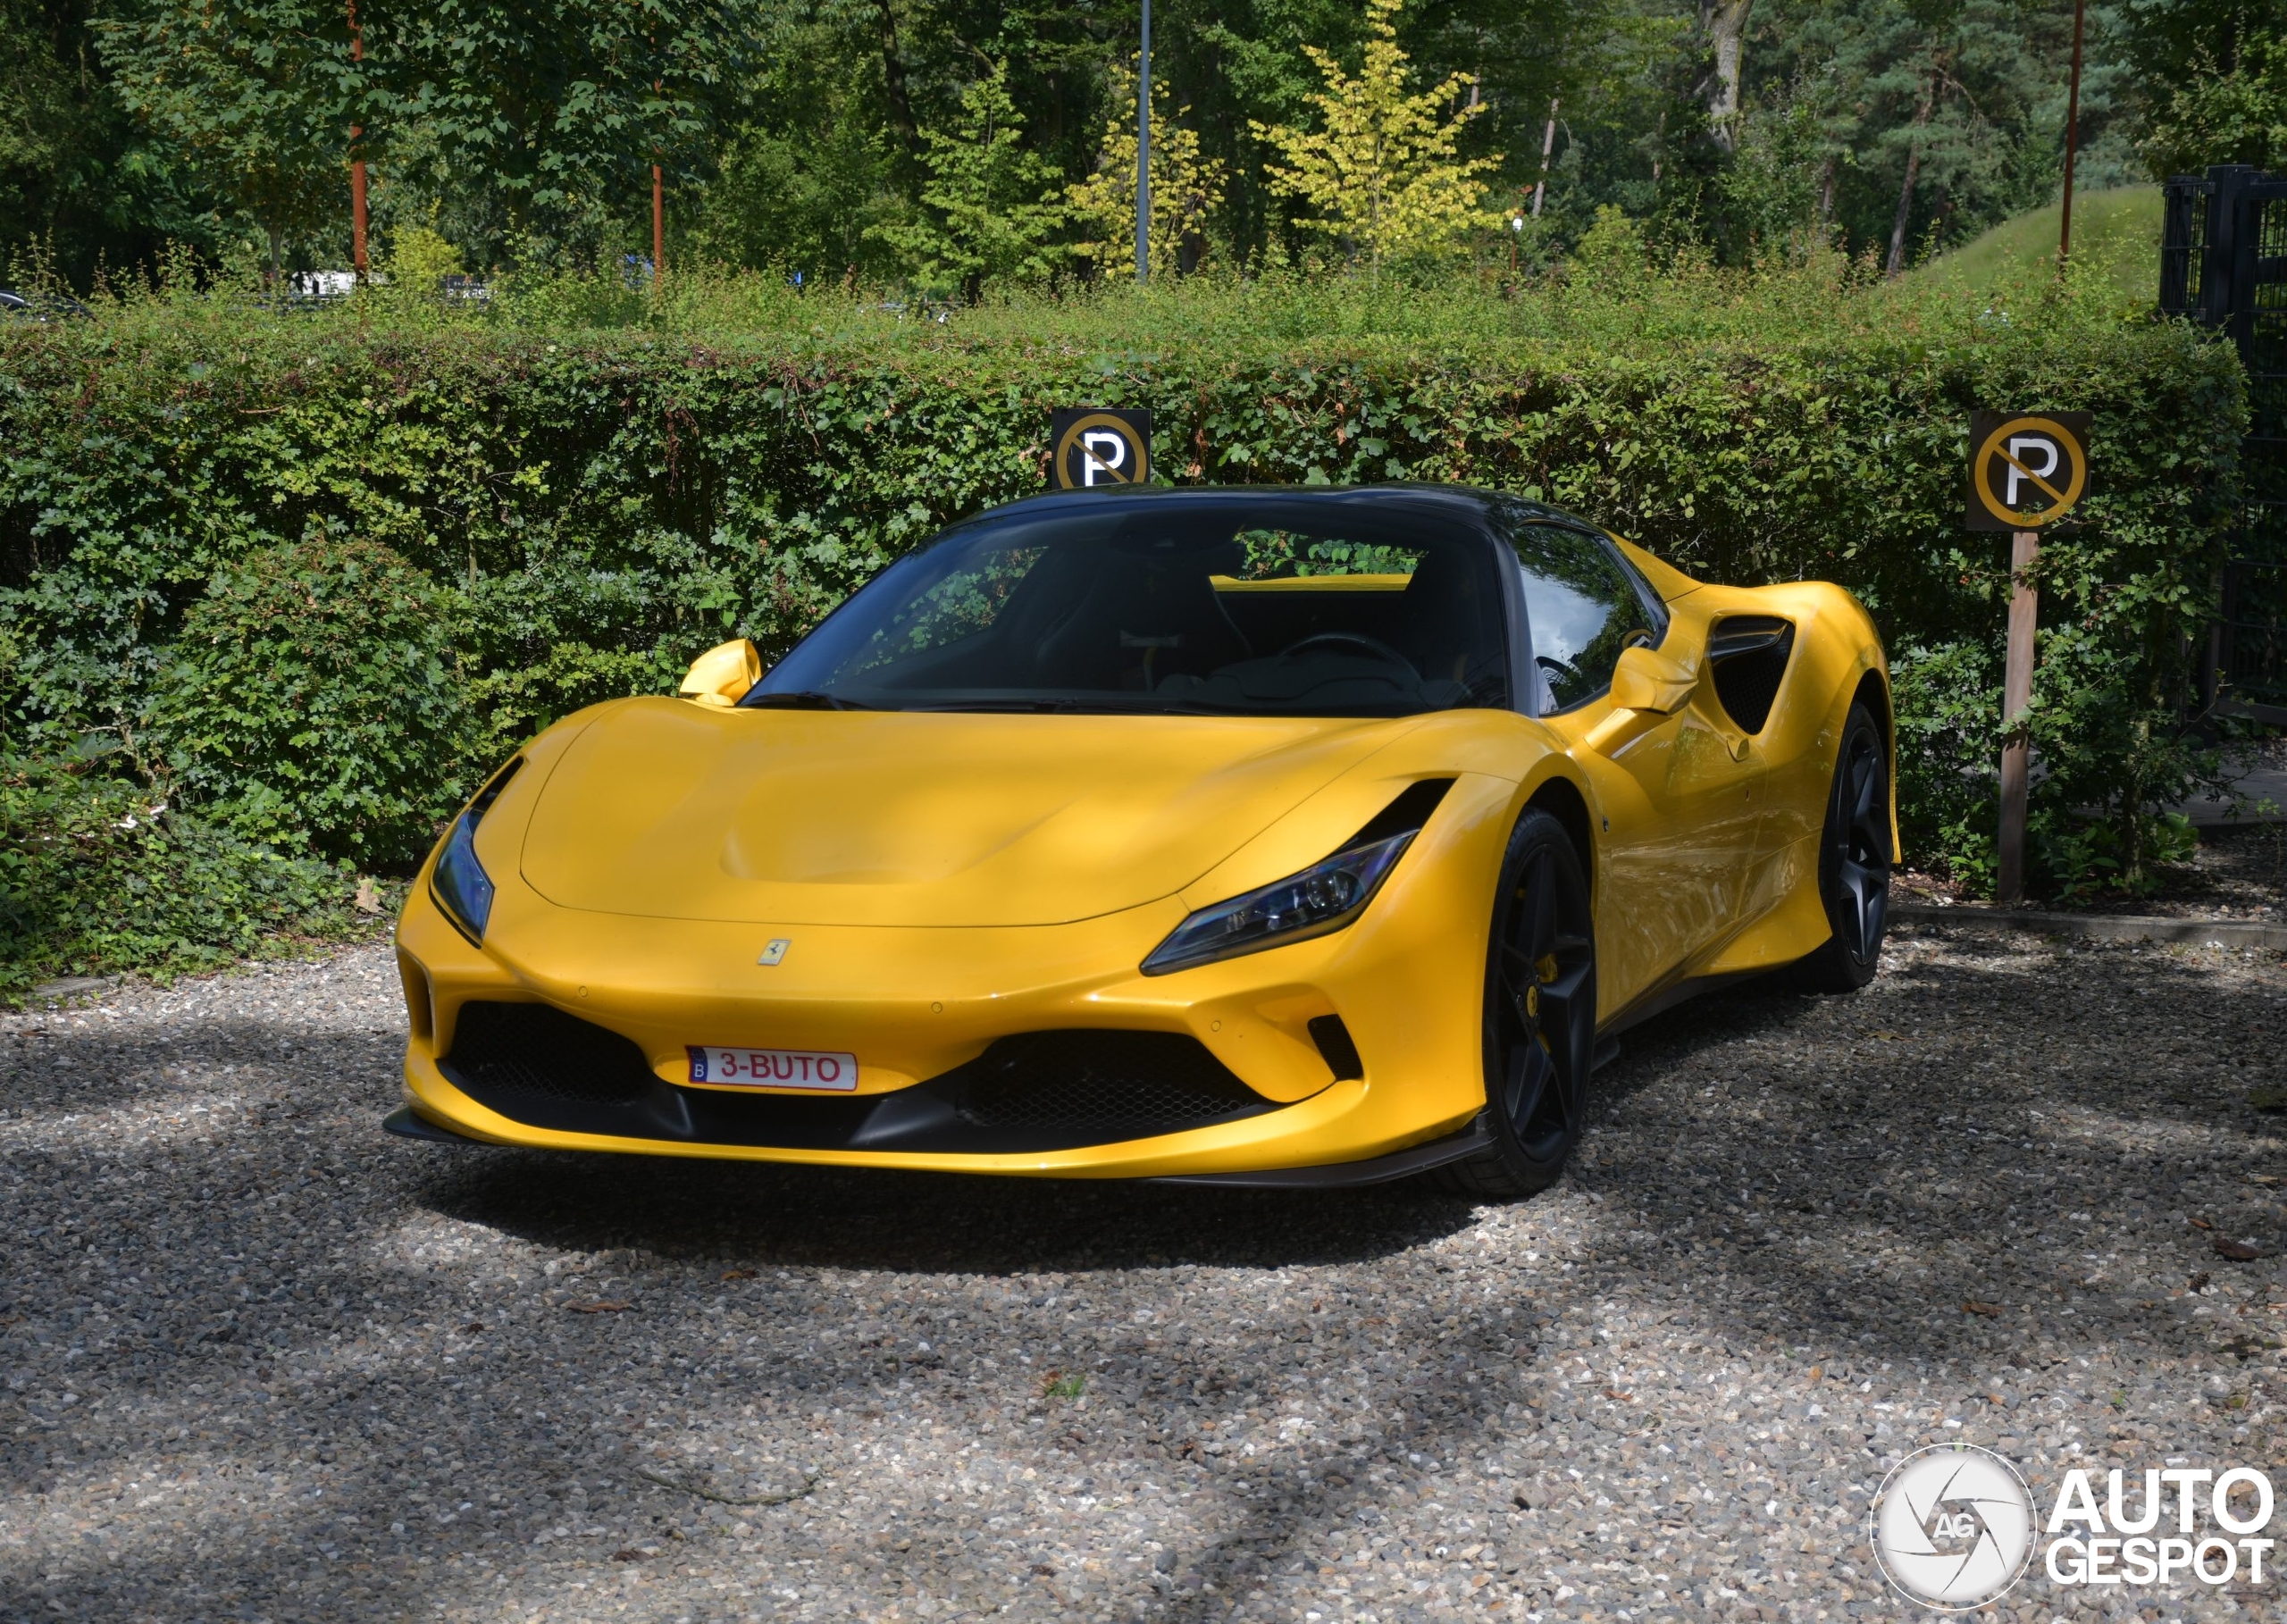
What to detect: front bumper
<box><xmin>390</xmin><ymin>773</ymin><xmax>1517</xmax><ymax>1179</ymax></box>
<box><xmin>382</xmin><ymin>1101</ymin><xmax>1501</xmax><ymax>1187</ymax></box>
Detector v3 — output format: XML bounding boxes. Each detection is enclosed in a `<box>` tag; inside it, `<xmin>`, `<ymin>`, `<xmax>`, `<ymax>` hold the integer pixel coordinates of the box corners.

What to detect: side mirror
<box><xmin>679</xmin><ymin>639</ymin><xmax>762</xmax><ymax>708</ymax></box>
<box><xmin>1607</xmin><ymin>644</ymin><xmax>1696</xmax><ymax>715</ymax></box>
<box><xmin>1584</xmin><ymin>644</ymin><xmax>1698</xmax><ymax>757</ymax></box>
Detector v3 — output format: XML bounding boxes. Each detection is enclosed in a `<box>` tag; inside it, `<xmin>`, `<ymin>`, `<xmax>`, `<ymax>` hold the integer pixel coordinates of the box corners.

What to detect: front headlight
<box><xmin>430</xmin><ymin>758</ymin><xmax>523</xmax><ymax>942</ymax></box>
<box><xmin>1142</xmin><ymin>830</ymin><xmax>1417</xmax><ymax>975</ymax></box>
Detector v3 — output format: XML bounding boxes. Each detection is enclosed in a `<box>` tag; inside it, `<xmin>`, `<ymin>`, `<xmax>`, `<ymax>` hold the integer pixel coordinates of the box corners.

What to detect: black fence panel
<box><xmin>2181</xmin><ymin>164</ymin><xmax>2287</xmax><ymax>723</ymax></box>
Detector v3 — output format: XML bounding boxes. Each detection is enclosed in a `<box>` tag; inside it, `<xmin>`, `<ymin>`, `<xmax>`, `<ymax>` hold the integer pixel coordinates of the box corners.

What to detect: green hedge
<box><xmin>0</xmin><ymin>309</ymin><xmax>2247</xmax><ymax>926</ymax></box>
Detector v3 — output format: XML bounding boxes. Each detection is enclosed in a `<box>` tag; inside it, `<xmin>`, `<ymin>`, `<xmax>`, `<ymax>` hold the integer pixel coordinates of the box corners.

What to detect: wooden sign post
<box><xmin>1966</xmin><ymin>411</ymin><xmax>2091</xmax><ymax>904</ymax></box>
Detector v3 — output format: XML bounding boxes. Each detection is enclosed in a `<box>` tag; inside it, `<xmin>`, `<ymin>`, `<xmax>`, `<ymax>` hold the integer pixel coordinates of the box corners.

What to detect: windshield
<box><xmin>752</xmin><ymin>496</ymin><xmax>1512</xmax><ymax>716</ymax></box>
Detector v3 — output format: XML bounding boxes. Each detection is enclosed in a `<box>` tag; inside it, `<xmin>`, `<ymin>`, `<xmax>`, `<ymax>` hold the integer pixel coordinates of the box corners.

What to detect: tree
<box><xmin>2129</xmin><ymin>0</ymin><xmax>2287</xmax><ymax>173</ymax></box>
<box><xmin>97</xmin><ymin>0</ymin><xmax>359</xmax><ymax>281</ymax></box>
<box><xmin>373</xmin><ymin>0</ymin><xmax>747</xmax><ymax>266</ymax></box>
<box><xmin>870</xmin><ymin>61</ymin><xmax>1068</xmax><ymax>299</ymax></box>
<box><xmin>685</xmin><ymin>1</ymin><xmax>909</xmax><ymax>280</ymax></box>
<box><xmin>1250</xmin><ymin>0</ymin><xmax>1503</xmax><ymax>272</ymax></box>
<box><xmin>1702</xmin><ymin>0</ymin><xmax>1754</xmax><ymax>151</ymax></box>
<box><xmin>1738</xmin><ymin>0</ymin><xmax>2114</xmax><ymax>272</ymax></box>
<box><xmin>1067</xmin><ymin>58</ymin><xmax>1228</xmax><ymax>279</ymax></box>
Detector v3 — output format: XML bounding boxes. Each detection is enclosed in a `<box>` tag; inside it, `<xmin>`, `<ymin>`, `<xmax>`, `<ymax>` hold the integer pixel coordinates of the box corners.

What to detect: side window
<box><xmin>1508</xmin><ymin>524</ymin><xmax>1662</xmax><ymax>712</ymax></box>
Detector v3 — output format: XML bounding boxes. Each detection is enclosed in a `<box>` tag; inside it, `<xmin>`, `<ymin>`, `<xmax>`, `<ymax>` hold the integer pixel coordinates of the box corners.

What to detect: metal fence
<box><xmin>2166</xmin><ymin>164</ymin><xmax>2287</xmax><ymax>724</ymax></box>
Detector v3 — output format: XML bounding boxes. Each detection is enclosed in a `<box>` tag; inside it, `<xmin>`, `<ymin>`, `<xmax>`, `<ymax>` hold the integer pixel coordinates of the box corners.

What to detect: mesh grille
<box><xmin>446</xmin><ymin>1001</ymin><xmax>657</xmax><ymax>1105</ymax></box>
<box><xmin>950</xmin><ymin>1031</ymin><xmax>1267</xmax><ymax>1132</ymax></box>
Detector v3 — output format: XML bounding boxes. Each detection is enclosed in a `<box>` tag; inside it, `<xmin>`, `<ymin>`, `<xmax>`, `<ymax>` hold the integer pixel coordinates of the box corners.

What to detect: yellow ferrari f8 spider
<box><xmin>387</xmin><ymin>486</ymin><xmax>1894</xmax><ymax>1195</ymax></box>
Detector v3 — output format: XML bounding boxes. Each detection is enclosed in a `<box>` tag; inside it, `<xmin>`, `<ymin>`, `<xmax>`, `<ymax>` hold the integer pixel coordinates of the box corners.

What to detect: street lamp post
<box><xmin>348</xmin><ymin>0</ymin><xmax>367</xmax><ymax>280</ymax></box>
<box><xmin>1136</xmin><ymin>0</ymin><xmax>1151</xmax><ymax>284</ymax></box>
<box><xmin>2058</xmin><ymin>0</ymin><xmax>2086</xmax><ymax>265</ymax></box>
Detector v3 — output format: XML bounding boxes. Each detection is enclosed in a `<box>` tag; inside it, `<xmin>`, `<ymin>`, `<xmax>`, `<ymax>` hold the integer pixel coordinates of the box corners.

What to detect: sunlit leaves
<box><xmin>1249</xmin><ymin>0</ymin><xmax>1504</xmax><ymax>272</ymax></box>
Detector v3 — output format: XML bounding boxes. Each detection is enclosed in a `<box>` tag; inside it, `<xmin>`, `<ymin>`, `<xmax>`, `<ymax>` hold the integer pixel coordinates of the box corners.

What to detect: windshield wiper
<box><xmin>742</xmin><ymin>690</ymin><xmax>875</xmax><ymax>711</ymax></box>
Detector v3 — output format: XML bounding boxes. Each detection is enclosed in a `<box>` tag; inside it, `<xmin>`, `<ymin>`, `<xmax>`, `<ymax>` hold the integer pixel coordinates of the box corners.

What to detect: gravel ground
<box><xmin>3</xmin><ymin>926</ymin><xmax>2284</xmax><ymax>1623</ymax></box>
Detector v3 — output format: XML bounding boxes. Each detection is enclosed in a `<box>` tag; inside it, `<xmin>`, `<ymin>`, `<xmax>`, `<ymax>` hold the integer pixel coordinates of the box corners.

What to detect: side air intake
<box><xmin>1707</xmin><ymin>615</ymin><xmax>1795</xmax><ymax>735</ymax></box>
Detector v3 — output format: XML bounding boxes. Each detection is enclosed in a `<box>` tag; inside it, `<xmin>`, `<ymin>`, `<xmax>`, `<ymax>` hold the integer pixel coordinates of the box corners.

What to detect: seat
<box><xmin>1032</xmin><ymin>549</ymin><xmax>1253</xmax><ymax>690</ymax></box>
<box><xmin>1390</xmin><ymin>548</ymin><xmax>1490</xmax><ymax>688</ymax></box>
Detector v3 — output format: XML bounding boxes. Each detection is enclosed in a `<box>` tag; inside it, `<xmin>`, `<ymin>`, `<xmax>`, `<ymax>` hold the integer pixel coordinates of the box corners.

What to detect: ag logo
<box><xmin>1966</xmin><ymin>410</ymin><xmax>2090</xmax><ymax>531</ymax></box>
<box><xmin>1871</xmin><ymin>1444</ymin><xmax>2037</xmax><ymax>1611</ymax></box>
<box><xmin>1050</xmin><ymin>406</ymin><xmax>1152</xmax><ymax>489</ymax></box>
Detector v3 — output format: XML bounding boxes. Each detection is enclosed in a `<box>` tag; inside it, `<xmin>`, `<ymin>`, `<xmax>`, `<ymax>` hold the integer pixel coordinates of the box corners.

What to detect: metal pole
<box><xmin>1136</xmin><ymin>0</ymin><xmax>1151</xmax><ymax>283</ymax></box>
<box><xmin>348</xmin><ymin>0</ymin><xmax>366</xmax><ymax>280</ymax></box>
<box><xmin>653</xmin><ymin>54</ymin><xmax>665</xmax><ymax>289</ymax></box>
<box><xmin>2059</xmin><ymin>0</ymin><xmax>2085</xmax><ymax>265</ymax></box>
<box><xmin>1997</xmin><ymin>529</ymin><xmax>2040</xmax><ymax>904</ymax></box>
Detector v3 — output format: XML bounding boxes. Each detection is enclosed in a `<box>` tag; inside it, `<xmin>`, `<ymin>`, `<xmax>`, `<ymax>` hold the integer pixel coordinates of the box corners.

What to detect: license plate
<box><xmin>685</xmin><ymin>1046</ymin><xmax>859</xmax><ymax>1091</ymax></box>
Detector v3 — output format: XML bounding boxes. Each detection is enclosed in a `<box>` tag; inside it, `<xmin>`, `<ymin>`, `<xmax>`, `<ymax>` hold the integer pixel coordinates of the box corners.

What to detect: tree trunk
<box><xmin>1885</xmin><ymin>72</ymin><xmax>1934</xmax><ymax>278</ymax></box>
<box><xmin>266</xmin><ymin>223</ymin><xmax>283</xmax><ymax>289</ymax></box>
<box><xmin>875</xmin><ymin>0</ymin><xmax>918</xmax><ymax>160</ymax></box>
<box><xmin>1699</xmin><ymin>0</ymin><xmax>1753</xmax><ymax>151</ymax></box>
<box><xmin>1816</xmin><ymin>155</ymin><xmax>1835</xmax><ymax>228</ymax></box>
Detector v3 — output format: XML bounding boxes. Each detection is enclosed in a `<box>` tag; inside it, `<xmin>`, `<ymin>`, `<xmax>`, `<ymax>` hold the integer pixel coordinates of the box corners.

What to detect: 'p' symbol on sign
<box><xmin>1966</xmin><ymin>410</ymin><xmax>2091</xmax><ymax>532</ymax></box>
<box><xmin>1051</xmin><ymin>407</ymin><xmax>1152</xmax><ymax>490</ymax></box>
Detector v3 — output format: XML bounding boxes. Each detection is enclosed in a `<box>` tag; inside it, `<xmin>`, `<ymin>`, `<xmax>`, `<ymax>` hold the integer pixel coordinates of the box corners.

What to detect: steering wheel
<box><xmin>1279</xmin><ymin>631</ymin><xmax>1416</xmax><ymax>668</ymax></box>
<box><xmin>1537</xmin><ymin>653</ymin><xmax>1584</xmax><ymax>686</ymax></box>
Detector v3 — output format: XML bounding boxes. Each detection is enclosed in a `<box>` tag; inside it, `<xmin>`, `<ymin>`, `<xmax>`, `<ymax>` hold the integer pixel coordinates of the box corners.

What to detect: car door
<box><xmin>1504</xmin><ymin>523</ymin><xmax>1760</xmax><ymax>1016</ymax></box>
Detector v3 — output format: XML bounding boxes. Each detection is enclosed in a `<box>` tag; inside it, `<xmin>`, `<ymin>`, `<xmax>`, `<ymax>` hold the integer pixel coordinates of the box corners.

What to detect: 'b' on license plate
<box><xmin>686</xmin><ymin>1046</ymin><xmax>859</xmax><ymax>1091</ymax></box>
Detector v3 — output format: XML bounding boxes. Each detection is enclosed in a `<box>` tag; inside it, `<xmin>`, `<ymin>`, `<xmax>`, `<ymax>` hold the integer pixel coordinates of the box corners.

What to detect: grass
<box><xmin>9</xmin><ymin>217</ymin><xmax>2160</xmax><ymax>367</ymax></box>
<box><xmin>1912</xmin><ymin>185</ymin><xmax>2162</xmax><ymax>305</ymax></box>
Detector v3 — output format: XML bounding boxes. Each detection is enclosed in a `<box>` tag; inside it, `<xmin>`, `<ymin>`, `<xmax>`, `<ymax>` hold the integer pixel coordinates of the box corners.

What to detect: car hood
<box><xmin>517</xmin><ymin>699</ymin><xmax>1417</xmax><ymax>927</ymax></box>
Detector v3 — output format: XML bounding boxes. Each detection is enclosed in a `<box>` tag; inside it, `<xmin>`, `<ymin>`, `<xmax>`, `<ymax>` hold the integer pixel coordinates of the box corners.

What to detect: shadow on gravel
<box><xmin>419</xmin><ymin>1150</ymin><xmax>1486</xmax><ymax>1271</ymax></box>
<box><xmin>0</xmin><ymin>1018</ymin><xmax>395</xmax><ymax>1123</ymax></box>
<box><xmin>1575</xmin><ymin>934</ymin><xmax>2285</xmax><ymax>1373</ymax></box>
<box><xmin>7</xmin><ymin>932</ymin><xmax>2280</xmax><ymax>1622</ymax></box>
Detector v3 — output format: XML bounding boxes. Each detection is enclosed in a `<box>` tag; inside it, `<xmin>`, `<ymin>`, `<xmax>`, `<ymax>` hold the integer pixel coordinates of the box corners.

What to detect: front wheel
<box><xmin>1791</xmin><ymin>699</ymin><xmax>1892</xmax><ymax>993</ymax></box>
<box><xmin>1432</xmin><ymin>808</ymin><xmax>1597</xmax><ymax>1199</ymax></box>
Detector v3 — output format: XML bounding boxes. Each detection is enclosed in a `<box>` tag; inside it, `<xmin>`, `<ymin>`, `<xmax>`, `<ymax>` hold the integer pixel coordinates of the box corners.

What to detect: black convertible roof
<box><xmin>952</xmin><ymin>481</ymin><xmax>1600</xmax><ymax>540</ymax></box>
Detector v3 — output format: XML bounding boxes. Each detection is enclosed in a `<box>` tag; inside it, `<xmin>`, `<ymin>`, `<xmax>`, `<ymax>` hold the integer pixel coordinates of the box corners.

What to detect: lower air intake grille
<box><xmin>946</xmin><ymin>1031</ymin><xmax>1269</xmax><ymax>1134</ymax></box>
<box><xmin>445</xmin><ymin>1001</ymin><xmax>656</xmax><ymax>1105</ymax></box>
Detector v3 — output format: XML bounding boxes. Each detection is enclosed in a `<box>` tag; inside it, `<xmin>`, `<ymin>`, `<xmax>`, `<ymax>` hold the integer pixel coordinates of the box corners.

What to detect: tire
<box><xmin>1431</xmin><ymin>808</ymin><xmax>1597</xmax><ymax>1199</ymax></box>
<box><xmin>1791</xmin><ymin>699</ymin><xmax>1893</xmax><ymax>993</ymax></box>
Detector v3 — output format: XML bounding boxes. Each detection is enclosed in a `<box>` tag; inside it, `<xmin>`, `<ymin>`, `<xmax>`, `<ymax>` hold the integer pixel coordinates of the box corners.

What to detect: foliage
<box><xmin>371</xmin><ymin>0</ymin><xmax>750</xmax><ymax>267</ymax></box>
<box><xmin>145</xmin><ymin>537</ymin><xmax>474</xmax><ymax>866</ymax></box>
<box><xmin>1067</xmin><ymin>60</ymin><xmax>1229</xmax><ymax>282</ymax></box>
<box><xmin>1698</xmin><ymin>0</ymin><xmax>2126</xmax><ymax>274</ymax></box>
<box><xmin>0</xmin><ymin>0</ymin><xmax>2217</xmax><ymax>291</ymax></box>
<box><xmin>2120</xmin><ymin>0</ymin><xmax>2287</xmax><ymax>175</ymax></box>
<box><xmin>0</xmin><ymin>752</ymin><xmax>360</xmax><ymax>1000</ymax></box>
<box><xmin>1251</xmin><ymin>0</ymin><xmax>1503</xmax><ymax>272</ymax></box>
<box><xmin>96</xmin><ymin>0</ymin><xmax>358</xmax><ymax>280</ymax></box>
<box><xmin>685</xmin><ymin>4</ymin><xmax>909</xmax><ymax>285</ymax></box>
<box><xmin>0</xmin><ymin>0</ymin><xmax>233</xmax><ymax>289</ymax></box>
<box><xmin>869</xmin><ymin>61</ymin><xmax>1068</xmax><ymax>300</ymax></box>
<box><xmin>0</xmin><ymin>271</ymin><xmax>2243</xmax><ymax>913</ymax></box>
<box><xmin>2139</xmin><ymin>29</ymin><xmax>2287</xmax><ymax>174</ymax></box>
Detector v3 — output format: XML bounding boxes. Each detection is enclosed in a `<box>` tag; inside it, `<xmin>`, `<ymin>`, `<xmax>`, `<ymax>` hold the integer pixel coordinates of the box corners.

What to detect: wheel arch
<box><xmin>1846</xmin><ymin>665</ymin><xmax>1900</xmax><ymax>861</ymax></box>
<box><xmin>1520</xmin><ymin>771</ymin><xmax>1596</xmax><ymax>904</ymax></box>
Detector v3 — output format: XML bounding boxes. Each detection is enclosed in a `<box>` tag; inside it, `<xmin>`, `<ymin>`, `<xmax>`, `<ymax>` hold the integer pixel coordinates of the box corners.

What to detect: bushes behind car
<box><xmin>0</xmin><ymin>298</ymin><xmax>2248</xmax><ymax>984</ymax></box>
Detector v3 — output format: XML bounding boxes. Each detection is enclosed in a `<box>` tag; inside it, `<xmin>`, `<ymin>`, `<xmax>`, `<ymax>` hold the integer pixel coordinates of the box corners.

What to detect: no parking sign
<box><xmin>1966</xmin><ymin>411</ymin><xmax>2090</xmax><ymax>531</ymax></box>
<box><xmin>1050</xmin><ymin>407</ymin><xmax>1152</xmax><ymax>489</ymax></box>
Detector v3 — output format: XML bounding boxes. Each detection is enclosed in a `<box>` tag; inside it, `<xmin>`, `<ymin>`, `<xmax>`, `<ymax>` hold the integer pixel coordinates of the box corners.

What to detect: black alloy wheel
<box><xmin>1793</xmin><ymin>699</ymin><xmax>1893</xmax><ymax>992</ymax></box>
<box><xmin>1434</xmin><ymin>808</ymin><xmax>1597</xmax><ymax>1199</ymax></box>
